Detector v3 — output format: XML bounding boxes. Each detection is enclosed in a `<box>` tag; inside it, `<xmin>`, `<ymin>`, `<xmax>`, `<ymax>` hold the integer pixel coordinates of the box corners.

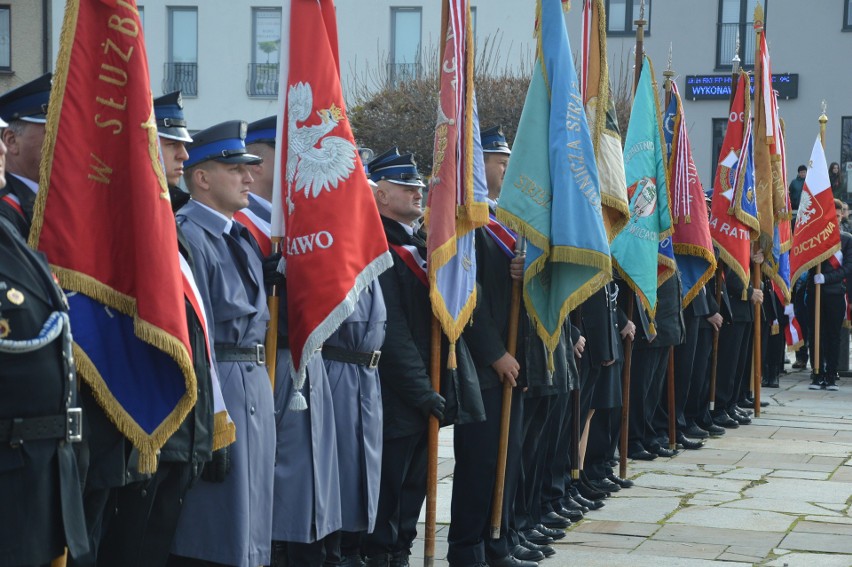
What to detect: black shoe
<box><xmin>522</xmin><ymin>529</ymin><xmax>554</xmax><ymax>546</ymax></box>
<box><xmin>587</xmin><ymin>477</ymin><xmax>621</xmax><ymax>493</ymax></box>
<box><xmin>649</xmin><ymin>445</ymin><xmax>678</xmax><ymax>458</ymax></box>
<box><xmin>389</xmin><ymin>551</ymin><xmax>409</xmax><ymax>567</ymax></box>
<box><xmin>728</xmin><ymin>409</ymin><xmax>751</xmax><ymax>425</ymax></box>
<box><xmin>809</xmin><ymin>374</ymin><xmax>825</xmax><ymax>390</ymax></box>
<box><xmin>762</xmin><ymin>377</ymin><xmax>780</xmax><ymax>388</ymax></box>
<box><xmin>606</xmin><ymin>473</ymin><xmax>634</xmax><ymax>488</ymax></box>
<box><xmin>676</xmin><ymin>433</ymin><xmax>705</xmax><ymax>450</ymax></box>
<box><xmin>541</xmin><ymin>510</ymin><xmax>570</xmax><ymax>529</ymax></box>
<box><xmin>343</xmin><ymin>556</ymin><xmax>366</xmax><ymax>567</ymax></box>
<box><xmin>607</xmin><ymin>459</ymin><xmax>619</xmax><ymax>468</ymax></box>
<box><xmin>792</xmin><ymin>359</ymin><xmax>807</xmax><ymax>369</ymax></box>
<box><xmin>576</xmin><ymin>480</ymin><xmax>608</xmax><ymax>501</ymax></box>
<box><xmin>521</xmin><ymin>540</ymin><xmax>555</xmax><ymax>558</ymax></box>
<box><xmin>628</xmin><ymin>449</ymin><xmax>658</xmax><ymax>461</ymax></box>
<box><xmin>711</xmin><ymin>413</ymin><xmax>739</xmax><ymax>429</ymax></box>
<box><xmin>488</xmin><ymin>555</ymin><xmax>538</xmax><ymax>567</ymax></box>
<box><xmin>701</xmin><ymin>422</ymin><xmax>726</xmax><ymax>436</ymax></box>
<box><xmin>365</xmin><ymin>555</ymin><xmax>391</xmax><ymax>567</ymax></box>
<box><xmin>570</xmin><ymin>488</ymin><xmax>604</xmax><ymax>510</ymax></box>
<box><xmin>683</xmin><ymin>424</ymin><xmax>709</xmax><ymax>439</ymax></box>
<box><xmin>534</xmin><ymin>523</ymin><xmax>566</xmax><ymax>540</ymax></box>
<box><xmin>556</xmin><ymin>506</ymin><xmax>584</xmax><ymax>522</ymax></box>
<box><xmin>511</xmin><ymin>544</ymin><xmax>544</xmax><ymax>562</ymax></box>
<box><xmin>562</xmin><ymin>496</ymin><xmax>589</xmax><ymax>513</ymax></box>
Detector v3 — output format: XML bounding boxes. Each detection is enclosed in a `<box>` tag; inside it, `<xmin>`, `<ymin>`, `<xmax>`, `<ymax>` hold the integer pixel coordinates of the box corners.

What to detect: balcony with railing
<box><xmin>163</xmin><ymin>62</ymin><xmax>198</xmax><ymax>96</ymax></box>
<box><xmin>716</xmin><ymin>22</ymin><xmax>756</xmax><ymax>70</ymax></box>
<box><xmin>247</xmin><ymin>63</ymin><xmax>279</xmax><ymax>97</ymax></box>
<box><xmin>387</xmin><ymin>62</ymin><xmax>422</xmax><ymax>87</ymax></box>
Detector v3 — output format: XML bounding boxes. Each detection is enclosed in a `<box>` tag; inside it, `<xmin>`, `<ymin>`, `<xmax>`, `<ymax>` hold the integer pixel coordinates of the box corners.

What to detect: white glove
<box><xmin>814</xmin><ymin>273</ymin><xmax>826</xmax><ymax>285</ymax></box>
<box><xmin>784</xmin><ymin>304</ymin><xmax>795</xmax><ymax>317</ymax></box>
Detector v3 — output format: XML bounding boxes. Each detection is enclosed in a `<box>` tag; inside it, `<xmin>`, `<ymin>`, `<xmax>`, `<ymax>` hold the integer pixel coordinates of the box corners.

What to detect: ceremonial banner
<box><xmin>581</xmin><ymin>0</ymin><xmax>629</xmax><ymax>240</ymax></box>
<box><xmin>753</xmin><ymin>3</ymin><xmax>790</xmax><ymax>266</ymax></box>
<box><xmin>497</xmin><ymin>0</ymin><xmax>611</xmax><ymax>355</ymax></box>
<box><xmin>709</xmin><ymin>72</ymin><xmax>754</xmax><ymax>289</ymax></box>
<box><xmin>790</xmin><ymin>136</ymin><xmax>841</xmax><ymax>283</ymax></box>
<box><xmin>426</xmin><ymin>0</ymin><xmax>489</xmax><ymax>358</ymax></box>
<box><xmin>610</xmin><ymin>56</ymin><xmax>672</xmax><ymax>325</ymax></box>
<box><xmin>31</xmin><ymin>0</ymin><xmax>194</xmax><ymax>472</ymax></box>
<box><xmin>278</xmin><ymin>0</ymin><xmax>393</xmax><ymax>380</ymax></box>
<box><xmin>663</xmin><ymin>81</ymin><xmax>716</xmax><ymax>306</ymax></box>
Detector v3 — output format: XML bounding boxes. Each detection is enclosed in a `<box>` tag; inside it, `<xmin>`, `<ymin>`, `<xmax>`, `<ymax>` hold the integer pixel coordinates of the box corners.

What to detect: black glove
<box><xmin>419</xmin><ymin>391</ymin><xmax>446</xmax><ymax>422</ymax></box>
<box><xmin>201</xmin><ymin>446</ymin><xmax>231</xmax><ymax>483</ymax></box>
<box><xmin>263</xmin><ymin>252</ymin><xmax>285</xmax><ymax>287</ymax></box>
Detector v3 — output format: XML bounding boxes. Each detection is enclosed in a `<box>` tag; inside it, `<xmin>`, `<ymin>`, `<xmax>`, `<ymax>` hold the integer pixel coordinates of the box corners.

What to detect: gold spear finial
<box><xmin>666</xmin><ymin>42</ymin><xmax>673</xmax><ymax>72</ymax></box>
<box><xmin>819</xmin><ymin>99</ymin><xmax>828</xmax><ymax>124</ymax></box>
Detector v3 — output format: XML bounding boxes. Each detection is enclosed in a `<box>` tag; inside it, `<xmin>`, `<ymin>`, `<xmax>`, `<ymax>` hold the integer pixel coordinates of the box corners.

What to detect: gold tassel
<box><xmin>547</xmin><ymin>348</ymin><xmax>555</xmax><ymax>373</ymax></box>
<box><xmin>771</xmin><ymin>323</ymin><xmax>779</xmax><ymax>335</ymax></box>
<box><xmin>447</xmin><ymin>342</ymin><xmax>457</xmax><ymax>370</ymax></box>
<box><xmin>138</xmin><ymin>449</ymin><xmax>159</xmax><ymax>475</ymax></box>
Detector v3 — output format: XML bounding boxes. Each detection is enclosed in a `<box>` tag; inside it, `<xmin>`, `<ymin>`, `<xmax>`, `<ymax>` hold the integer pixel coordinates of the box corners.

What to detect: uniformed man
<box><xmin>167</xmin><ymin>120</ymin><xmax>276</xmax><ymax>567</ymax></box>
<box><xmin>238</xmin><ymin>116</ymin><xmax>345</xmax><ymax>566</ymax></box>
<box><xmin>363</xmin><ymin>148</ymin><xmax>483</xmax><ymax>567</ymax></box>
<box><xmin>0</xmin><ymin>73</ymin><xmax>51</xmax><ymax>238</ymax></box>
<box><xmin>0</xmin><ymin>115</ymin><xmax>88</xmax><ymax>567</ymax></box>
<box><xmin>96</xmin><ymin>92</ymin><xmax>224</xmax><ymax>567</ymax></box>
<box><xmin>447</xmin><ymin>126</ymin><xmax>540</xmax><ymax>567</ymax></box>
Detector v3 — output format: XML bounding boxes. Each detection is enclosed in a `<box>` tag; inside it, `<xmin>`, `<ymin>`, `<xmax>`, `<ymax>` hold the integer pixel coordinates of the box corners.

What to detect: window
<box><xmin>389</xmin><ymin>7</ymin><xmax>422</xmax><ymax>86</ymax></box>
<box><xmin>605</xmin><ymin>0</ymin><xmax>651</xmax><ymax>36</ymax></box>
<box><xmin>842</xmin><ymin>117</ymin><xmax>852</xmax><ymax>196</ymax></box>
<box><xmin>845</xmin><ymin>0</ymin><xmax>852</xmax><ymax>30</ymax></box>
<box><xmin>138</xmin><ymin>6</ymin><xmax>144</xmax><ymax>30</ymax></box>
<box><xmin>711</xmin><ymin>118</ymin><xmax>728</xmax><ymax>184</ymax></box>
<box><xmin>470</xmin><ymin>6</ymin><xmax>477</xmax><ymax>41</ymax></box>
<box><xmin>165</xmin><ymin>7</ymin><xmax>198</xmax><ymax>96</ymax></box>
<box><xmin>0</xmin><ymin>6</ymin><xmax>10</xmax><ymax>71</ymax></box>
<box><xmin>716</xmin><ymin>0</ymin><xmax>764</xmax><ymax>70</ymax></box>
<box><xmin>248</xmin><ymin>8</ymin><xmax>281</xmax><ymax>97</ymax></box>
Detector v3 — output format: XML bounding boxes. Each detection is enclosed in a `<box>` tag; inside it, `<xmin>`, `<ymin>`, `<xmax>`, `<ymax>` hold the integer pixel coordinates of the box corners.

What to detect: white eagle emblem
<box><xmin>287</xmin><ymin>82</ymin><xmax>357</xmax><ymax>198</ymax></box>
<box><xmin>796</xmin><ymin>189</ymin><xmax>820</xmax><ymax>228</ymax></box>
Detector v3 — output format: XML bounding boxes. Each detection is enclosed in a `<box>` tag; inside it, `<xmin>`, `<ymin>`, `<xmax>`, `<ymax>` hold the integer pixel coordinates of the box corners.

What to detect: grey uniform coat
<box><xmin>324</xmin><ymin>281</ymin><xmax>386</xmax><ymax>533</ymax></box>
<box><xmin>171</xmin><ymin>200</ymin><xmax>275</xmax><ymax>567</ymax></box>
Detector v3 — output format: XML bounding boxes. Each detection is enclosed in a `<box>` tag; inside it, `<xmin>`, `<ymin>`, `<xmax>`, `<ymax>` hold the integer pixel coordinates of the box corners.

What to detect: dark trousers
<box><xmin>98</xmin><ymin>462</ymin><xmax>195</xmax><ymax>567</ymax></box>
<box><xmin>712</xmin><ymin>322</ymin><xmax>747</xmax><ymax>414</ymax></box>
<box><xmin>585</xmin><ymin>405</ymin><xmax>620</xmax><ymax>480</ymax></box>
<box><xmin>362</xmin><ymin>432</ymin><xmax>428</xmax><ymax>557</ymax></box>
<box><xmin>808</xmin><ymin>292</ymin><xmax>847</xmax><ymax>376</ymax></box>
<box><xmin>732</xmin><ymin>323</ymin><xmax>754</xmax><ymax>407</ymax></box>
<box><xmin>513</xmin><ymin>395</ymin><xmax>552</xmax><ymax>533</ymax></box>
<box><xmin>627</xmin><ymin>347</ymin><xmax>668</xmax><ymax>452</ymax></box>
<box><xmin>794</xmin><ymin>284</ymin><xmax>809</xmax><ymax>362</ymax></box>
<box><xmin>269</xmin><ymin>538</ymin><xmax>327</xmax><ymax>567</ymax></box>
<box><xmin>685</xmin><ymin>327</ymin><xmax>714</xmax><ymax>428</ymax></box>
<box><xmin>653</xmin><ymin>314</ymin><xmax>699</xmax><ymax>436</ymax></box>
<box><xmin>540</xmin><ymin>391</ymin><xmax>572</xmax><ymax>516</ymax></box>
<box><xmin>447</xmin><ymin>386</ymin><xmax>522</xmax><ymax>565</ymax></box>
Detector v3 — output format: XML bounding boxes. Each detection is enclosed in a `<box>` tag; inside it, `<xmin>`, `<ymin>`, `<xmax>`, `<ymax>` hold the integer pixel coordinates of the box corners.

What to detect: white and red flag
<box><xmin>274</xmin><ymin>0</ymin><xmax>392</xmax><ymax>389</ymax></box>
<box><xmin>790</xmin><ymin>136</ymin><xmax>841</xmax><ymax>283</ymax></box>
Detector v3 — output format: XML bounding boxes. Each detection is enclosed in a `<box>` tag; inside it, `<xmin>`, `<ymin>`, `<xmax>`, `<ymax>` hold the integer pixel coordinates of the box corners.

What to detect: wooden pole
<box><xmin>662</xmin><ymin>54</ymin><xmax>677</xmax><ymax>450</ymax></box>
<box><xmin>424</xmin><ymin>4</ymin><xmax>450</xmax><ymax>563</ymax></box>
<box><xmin>264</xmin><ymin>237</ymin><xmax>282</xmax><ymax>390</ymax></box>
<box><xmin>814</xmin><ymin>105</ymin><xmax>829</xmax><ymax>380</ymax></box>
<box><xmin>752</xmin><ymin>264</ymin><xmax>762</xmax><ymax>417</ymax></box>
<box><xmin>50</xmin><ymin>550</ymin><xmax>67</xmax><ymax>567</ymax></box>
<box><xmin>571</xmin><ymin>383</ymin><xmax>581</xmax><ymax>480</ymax></box>
<box><xmin>619</xmin><ymin>294</ymin><xmax>634</xmax><ymax>478</ymax></box>
<box><xmin>489</xmin><ymin>276</ymin><xmax>523</xmax><ymax>538</ymax></box>
<box><xmin>633</xmin><ymin>0</ymin><xmax>646</xmax><ymax>93</ymax></box>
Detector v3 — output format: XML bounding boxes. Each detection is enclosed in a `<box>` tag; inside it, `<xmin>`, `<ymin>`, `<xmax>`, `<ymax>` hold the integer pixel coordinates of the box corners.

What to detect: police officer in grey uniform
<box><xmin>168</xmin><ymin>121</ymin><xmax>275</xmax><ymax>567</ymax></box>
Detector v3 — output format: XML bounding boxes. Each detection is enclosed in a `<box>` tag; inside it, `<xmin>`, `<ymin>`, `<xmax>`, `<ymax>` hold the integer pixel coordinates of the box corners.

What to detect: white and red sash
<box><xmin>234</xmin><ymin>208</ymin><xmax>272</xmax><ymax>256</ymax></box>
<box><xmin>828</xmin><ymin>250</ymin><xmax>843</xmax><ymax>270</ymax></box>
<box><xmin>484</xmin><ymin>212</ymin><xmax>518</xmax><ymax>259</ymax></box>
<box><xmin>389</xmin><ymin>243</ymin><xmax>428</xmax><ymax>287</ymax></box>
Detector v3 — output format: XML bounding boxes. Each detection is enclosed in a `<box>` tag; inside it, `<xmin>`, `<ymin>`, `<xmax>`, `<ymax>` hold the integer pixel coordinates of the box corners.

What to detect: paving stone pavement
<box><xmin>411</xmin><ymin>367</ymin><xmax>852</xmax><ymax>566</ymax></box>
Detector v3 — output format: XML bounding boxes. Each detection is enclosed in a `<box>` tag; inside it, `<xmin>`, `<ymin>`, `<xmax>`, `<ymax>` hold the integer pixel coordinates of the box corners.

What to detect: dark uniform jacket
<box><xmin>807</xmin><ymin>231</ymin><xmax>852</xmax><ymax>296</ymax></box>
<box><xmin>725</xmin><ymin>267</ymin><xmax>755</xmax><ymax>323</ymax></box>
<box><xmin>378</xmin><ymin>216</ymin><xmax>484</xmax><ymax>440</ymax></box>
<box><xmin>634</xmin><ymin>273</ymin><xmax>686</xmax><ymax>349</ymax></box>
<box><xmin>0</xmin><ymin>174</ymin><xmax>36</xmax><ymax>238</ymax></box>
<box><xmin>0</xmin><ymin>217</ymin><xmax>88</xmax><ymax>566</ymax></box>
<box><xmin>580</xmin><ymin>282</ymin><xmax>626</xmax><ymax>365</ymax></box>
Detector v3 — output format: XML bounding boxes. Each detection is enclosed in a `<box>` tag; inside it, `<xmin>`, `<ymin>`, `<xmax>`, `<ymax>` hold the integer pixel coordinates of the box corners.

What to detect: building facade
<box><xmin>35</xmin><ymin>0</ymin><xmax>852</xmax><ymax>195</ymax></box>
<box><xmin>0</xmin><ymin>0</ymin><xmax>51</xmax><ymax>93</ymax></box>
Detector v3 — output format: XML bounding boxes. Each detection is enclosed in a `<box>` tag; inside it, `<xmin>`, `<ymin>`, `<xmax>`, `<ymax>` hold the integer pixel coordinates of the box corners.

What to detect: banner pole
<box><xmin>619</xmin><ymin>294</ymin><xmax>634</xmax><ymax>478</ymax></box>
<box><xmin>265</xmin><ymin>236</ymin><xmax>282</xmax><ymax>390</ymax></box>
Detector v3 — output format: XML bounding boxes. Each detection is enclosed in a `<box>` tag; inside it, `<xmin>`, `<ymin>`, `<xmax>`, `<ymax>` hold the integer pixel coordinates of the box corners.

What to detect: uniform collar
<box><xmin>248</xmin><ymin>192</ymin><xmax>272</xmax><ymax>213</ymax></box>
<box><xmin>182</xmin><ymin>199</ymin><xmax>234</xmax><ymax>236</ymax></box>
<box><xmin>8</xmin><ymin>173</ymin><xmax>38</xmax><ymax>194</ymax></box>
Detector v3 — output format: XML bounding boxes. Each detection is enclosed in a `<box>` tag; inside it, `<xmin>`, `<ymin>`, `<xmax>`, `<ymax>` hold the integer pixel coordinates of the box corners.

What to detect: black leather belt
<box><xmin>215</xmin><ymin>344</ymin><xmax>266</xmax><ymax>365</ymax></box>
<box><xmin>0</xmin><ymin>408</ymin><xmax>83</xmax><ymax>446</ymax></box>
<box><xmin>322</xmin><ymin>345</ymin><xmax>381</xmax><ymax>368</ymax></box>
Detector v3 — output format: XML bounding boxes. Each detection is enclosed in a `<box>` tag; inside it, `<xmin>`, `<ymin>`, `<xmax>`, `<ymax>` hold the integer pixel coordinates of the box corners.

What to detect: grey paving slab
<box><xmin>745</xmin><ymin>477</ymin><xmax>852</xmax><ymax>504</ymax></box>
<box><xmin>780</xmin><ymin>531</ymin><xmax>852</xmax><ymax>554</ymax></box>
<box><xmin>557</xmin><ymin>530</ymin><xmax>644</xmax><ymax>550</ymax></box>
<box><xmin>631</xmin><ymin>539</ymin><xmax>726</xmax><ymax>560</ymax></box>
<box><xmin>543</xmin><ymin>547</ymin><xmax>753</xmax><ymax>567</ymax></box>
<box><xmin>634</xmin><ymin>472</ymin><xmax>750</xmax><ymax>493</ymax></box>
<box><xmin>667</xmin><ymin>505</ymin><xmax>796</xmax><ymax>532</ymax></box>
<box><xmin>721</xmin><ymin>496</ymin><xmax>842</xmax><ymax>516</ymax></box>
<box><xmin>574</xmin><ymin>495</ymin><xmax>683</xmax><ymax>524</ymax></box>
<box><xmin>767</xmin><ymin>468</ymin><xmax>832</xmax><ymax>480</ymax></box>
<box><xmin>652</xmin><ymin>524</ymin><xmax>785</xmax><ymax>550</ymax></box>
<box><xmin>571</xmin><ymin>520</ymin><xmax>659</xmax><ymax>538</ymax></box>
<box><xmin>717</xmin><ymin>466</ymin><xmax>772</xmax><ymax>480</ymax></box>
<box><xmin>792</xmin><ymin>519</ymin><xmax>852</xmax><ymax>535</ymax></box>
<box><xmin>665</xmin><ymin>448</ymin><xmax>747</xmax><ymax>466</ymax></box>
<box><xmin>767</xmin><ymin>553</ymin><xmax>852</xmax><ymax>567</ymax></box>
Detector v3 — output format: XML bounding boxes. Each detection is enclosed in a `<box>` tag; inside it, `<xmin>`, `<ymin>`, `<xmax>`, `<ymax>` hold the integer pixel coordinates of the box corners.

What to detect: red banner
<box><xmin>708</xmin><ymin>72</ymin><xmax>753</xmax><ymax>289</ymax></box>
<box><xmin>30</xmin><ymin>0</ymin><xmax>194</xmax><ymax>472</ymax></box>
<box><xmin>281</xmin><ymin>0</ymin><xmax>392</xmax><ymax>378</ymax></box>
<box><xmin>790</xmin><ymin>136</ymin><xmax>841</xmax><ymax>283</ymax></box>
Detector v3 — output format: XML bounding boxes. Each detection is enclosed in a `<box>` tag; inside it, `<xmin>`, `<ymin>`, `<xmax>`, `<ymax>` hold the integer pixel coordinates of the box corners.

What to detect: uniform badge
<box><xmin>0</xmin><ymin>318</ymin><xmax>9</xmax><ymax>338</ymax></box>
<box><xmin>6</xmin><ymin>288</ymin><xmax>24</xmax><ymax>305</ymax></box>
